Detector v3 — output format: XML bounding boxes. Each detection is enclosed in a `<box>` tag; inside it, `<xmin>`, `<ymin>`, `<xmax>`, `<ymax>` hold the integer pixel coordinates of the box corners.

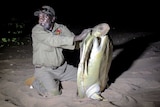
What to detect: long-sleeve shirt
<box><xmin>31</xmin><ymin>23</ymin><xmax>76</xmax><ymax>67</ymax></box>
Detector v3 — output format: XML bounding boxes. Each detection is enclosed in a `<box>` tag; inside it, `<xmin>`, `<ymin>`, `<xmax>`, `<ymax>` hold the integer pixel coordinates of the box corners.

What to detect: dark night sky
<box><xmin>1</xmin><ymin>0</ymin><xmax>159</xmax><ymax>32</ymax></box>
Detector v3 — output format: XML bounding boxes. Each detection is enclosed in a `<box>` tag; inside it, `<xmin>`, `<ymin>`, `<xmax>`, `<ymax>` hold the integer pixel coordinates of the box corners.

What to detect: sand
<box><xmin>0</xmin><ymin>31</ymin><xmax>160</xmax><ymax>107</ymax></box>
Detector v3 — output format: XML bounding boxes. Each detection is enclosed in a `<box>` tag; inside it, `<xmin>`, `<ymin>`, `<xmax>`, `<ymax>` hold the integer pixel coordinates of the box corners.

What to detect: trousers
<box><xmin>32</xmin><ymin>61</ymin><xmax>77</xmax><ymax>97</ymax></box>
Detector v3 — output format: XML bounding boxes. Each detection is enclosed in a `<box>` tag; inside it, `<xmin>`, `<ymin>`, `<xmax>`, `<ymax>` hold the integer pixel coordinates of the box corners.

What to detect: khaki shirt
<box><xmin>31</xmin><ymin>23</ymin><xmax>76</xmax><ymax>67</ymax></box>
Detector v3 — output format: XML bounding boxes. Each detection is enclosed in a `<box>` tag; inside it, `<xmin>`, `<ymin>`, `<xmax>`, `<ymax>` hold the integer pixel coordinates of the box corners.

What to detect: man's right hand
<box><xmin>74</xmin><ymin>28</ymin><xmax>91</xmax><ymax>41</ymax></box>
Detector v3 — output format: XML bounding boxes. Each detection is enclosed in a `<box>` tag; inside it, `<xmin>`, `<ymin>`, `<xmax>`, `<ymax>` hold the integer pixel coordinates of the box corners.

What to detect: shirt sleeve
<box><xmin>32</xmin><ymin>24</ymin><xmax>75</xmax><ymax>49</ymax></box>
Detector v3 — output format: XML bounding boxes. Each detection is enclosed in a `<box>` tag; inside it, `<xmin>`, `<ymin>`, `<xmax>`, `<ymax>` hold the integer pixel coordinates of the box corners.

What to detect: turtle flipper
<box><xmin>90</xmin><ymin>92</ymin><xmax>104</xmax><ymax>101</ymax></box>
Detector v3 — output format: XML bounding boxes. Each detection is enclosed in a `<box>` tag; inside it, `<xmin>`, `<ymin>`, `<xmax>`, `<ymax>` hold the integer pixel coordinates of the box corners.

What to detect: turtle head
<box><xmin>92</xmin><ymin>23</ymin><xmax>110</xmax><ymax>37</ymax></box>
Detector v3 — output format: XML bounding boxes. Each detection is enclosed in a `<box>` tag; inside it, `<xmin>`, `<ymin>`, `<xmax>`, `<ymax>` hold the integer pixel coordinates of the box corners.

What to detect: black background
<box><xmin>0</xmin><ymin>0</ymin><xmax>159</xmax><ymax>32</ymax></box>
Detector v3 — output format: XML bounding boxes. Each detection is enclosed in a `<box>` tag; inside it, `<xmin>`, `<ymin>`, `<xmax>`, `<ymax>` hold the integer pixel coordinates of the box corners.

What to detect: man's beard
<box><xmin>41</xmin><ymin>22</ymin><xmax>52</xmax><ymax>31</ymax></box>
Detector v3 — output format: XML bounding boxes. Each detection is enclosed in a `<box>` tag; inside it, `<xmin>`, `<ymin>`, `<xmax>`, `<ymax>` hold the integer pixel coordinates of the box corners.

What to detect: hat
<box><xmin>34</xmin><ymin>5</ymin><xmax>55</xmax><ymax>16</ymax></box>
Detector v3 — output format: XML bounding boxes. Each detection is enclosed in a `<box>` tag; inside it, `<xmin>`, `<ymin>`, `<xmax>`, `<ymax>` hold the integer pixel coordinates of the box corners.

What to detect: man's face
<box><xmin>38</xmin><ymin>12</ymin><xmax>53</xmax><ymax>30</ymax></box>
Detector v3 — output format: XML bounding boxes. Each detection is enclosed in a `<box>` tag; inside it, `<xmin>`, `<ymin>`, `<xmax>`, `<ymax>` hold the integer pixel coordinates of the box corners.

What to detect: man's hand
<box><xmin>74</xmin><ymin>28</ymin><xmax>91</xmax><ymax>41</ymax></box>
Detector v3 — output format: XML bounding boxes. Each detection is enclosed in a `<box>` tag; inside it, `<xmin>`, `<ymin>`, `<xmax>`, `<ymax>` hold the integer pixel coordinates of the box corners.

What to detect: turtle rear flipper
<box><xmin>90</xmin><ymin>92</ymin><xmax>104</xmax><ymax>101</ymax></box>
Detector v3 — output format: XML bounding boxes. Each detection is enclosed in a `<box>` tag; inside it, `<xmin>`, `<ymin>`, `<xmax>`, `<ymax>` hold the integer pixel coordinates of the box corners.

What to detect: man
<box><xmin>28</xmin><ymin>5</ymin><xmax>90</xmax><ymax>98</ymax></box>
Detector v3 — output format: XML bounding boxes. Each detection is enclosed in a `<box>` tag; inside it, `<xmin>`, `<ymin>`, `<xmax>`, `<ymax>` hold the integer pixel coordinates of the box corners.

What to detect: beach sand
<box><xmin>0</xmin><ymin>31</ymin><xmax>159</xmax><ymax>107</ymax></box>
